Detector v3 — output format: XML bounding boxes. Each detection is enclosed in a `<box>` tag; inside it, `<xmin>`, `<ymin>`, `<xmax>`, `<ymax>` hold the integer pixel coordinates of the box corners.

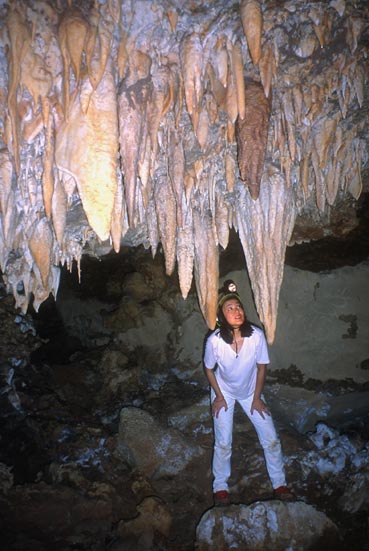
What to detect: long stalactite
<box><xmin>0</xmin><ymin>0</ymin><xmax>367</xmax><ymax>342</ymax></box>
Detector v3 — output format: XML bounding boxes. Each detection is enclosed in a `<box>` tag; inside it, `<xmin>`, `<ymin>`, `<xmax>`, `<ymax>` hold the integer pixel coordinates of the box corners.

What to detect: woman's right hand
<box><xmin>212</xmin><ymin>396</ymin><xmax>228</xmax><ymax>418</ymax></box>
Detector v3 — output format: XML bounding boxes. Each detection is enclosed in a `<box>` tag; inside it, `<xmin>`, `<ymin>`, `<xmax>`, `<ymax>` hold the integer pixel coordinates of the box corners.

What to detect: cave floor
<box><xmin>1</xmin><ymin>354</ymin><xmax>369</xmax><ymax>551</ymax></box>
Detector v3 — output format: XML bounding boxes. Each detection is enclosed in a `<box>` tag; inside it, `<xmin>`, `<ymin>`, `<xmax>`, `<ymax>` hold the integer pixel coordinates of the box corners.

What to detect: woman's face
<box><xmin>222</xmin><ymin>298</ymin><xmax>245</xmax><ymax>328</ymax></box>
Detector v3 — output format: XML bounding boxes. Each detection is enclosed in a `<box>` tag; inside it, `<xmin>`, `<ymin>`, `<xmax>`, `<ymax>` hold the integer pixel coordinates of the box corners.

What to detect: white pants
<box><xmin>211</xmin><ymin>391</ymin><xmax>287</xmax><ymax>493</ymax></box>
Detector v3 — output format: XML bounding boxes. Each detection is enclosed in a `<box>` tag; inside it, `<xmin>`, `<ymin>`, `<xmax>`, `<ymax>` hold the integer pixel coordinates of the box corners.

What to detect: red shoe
<box><xmin>273</xmin><ymin>485</ymin><xmax>295</xmax><ymax>501</ymax></box>
<box><xmin>214</xmin><ymin>490</ymin><xmax>230</xmax><ymax>506</ymax></box>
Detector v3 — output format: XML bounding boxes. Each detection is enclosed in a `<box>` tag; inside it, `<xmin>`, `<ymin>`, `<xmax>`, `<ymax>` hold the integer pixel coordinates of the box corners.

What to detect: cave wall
<box><xmin>270</xmin><ymin>262</ymin><xmax>369</xmax><ymax>383</ymax></box>
<box><xmin>43</xmin><ymin>250</ymin><xmax>369</xmax><ymax>385</ymax></box>
<box><xmin>193</xmin><ymin>264</ymin><xmax>369</xmax><ymax>384</ymax></box>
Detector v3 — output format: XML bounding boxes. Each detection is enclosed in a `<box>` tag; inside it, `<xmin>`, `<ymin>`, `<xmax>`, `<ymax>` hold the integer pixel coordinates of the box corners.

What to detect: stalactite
<box><xmin>180</xmin><ymin>33</ymin><xmax>204</xmax><ymax>134</ymax></box>
<box><xmin>29</xmin><ymin>217</ymin><xmax>53</xmax><ymax>288</ymax></box>
<box><xmin>193</xmin><ymin>205</ymin><xmax>219</xmax><ymax>331</ymax></box>
<box><xmin>0</xmin><ymin>150</ymin><xmax>13</xmax><ymax>220</ymax></box>
<box><xmin>168</xmin><ymin>128</ymin><xmax>185</xmax><ymax>228</ymax></box>
<box><xmin>51</xmin><ymin>175</ymin><xmax>67</xmax><ymax>244</ymax></box>
<box><xmin>118</xmin><ymin>52</ymin><xmax>152</xmax><ymax>226</ymax></box>
<box><xmin>236</xmin><ymin>171</ymin><xmax>297</xmax><ymax>343</ymax></box>
<box><xmin>42</xmin><ymin>99</ymin><xmax>55</xmax><ymax>220</ymax></box>
<box><xmin>232</xmin><ymin>41</ymin><xmax>246</xmax><ymax>120</ymax></box>
<box><xmin>240</xmin><ymin>0</ymin><xmax>263</xmax><ymax>66</ymax></box>
<box><xmin>235</xmin><ymin>81</ymin><xmax>271</xmax><ymax>199</ymax></box>
<box><xmin>259</xmin><ymin>44</ymin><xmax>275</xmax><ymax>99</ymax></box>
<box><xmin>214</xmin><ymin>37</ymin><xmax>228</xmax><ymax>88</ymax></box>
<box><xmin>0</xmin><ymin>0</ymin><xmax>366</xmax><ymax>341</ymax></box>
<box><xmin>55</xmin><ymin>59</ymin><xmax>118</xmax><ymax>241</ymax></box>
<box><xmin>6</xmin><ymin>5</ymin><xmax>32</xmax><ymax>174</ymax></box>
<box><xmin>177</xmin><ymin>198</ymin><xmax>194</xmax><ymax>300</ymax></box>
<box><xmin>110</xmin><ymin>179</ymin><xmax>127</xmax><ymax>254</ymax></box>
<box><xmin>154</xmin><ymin>171</ymin><xmax>177</xmax><ymax>277</ymax></box>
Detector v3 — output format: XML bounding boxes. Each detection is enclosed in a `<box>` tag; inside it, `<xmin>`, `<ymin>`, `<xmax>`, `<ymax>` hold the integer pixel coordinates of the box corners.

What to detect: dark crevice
<box><xmin>285</xmin><ymin>193</ymin><xmax>369</xmax><ymax>272</ymax></box>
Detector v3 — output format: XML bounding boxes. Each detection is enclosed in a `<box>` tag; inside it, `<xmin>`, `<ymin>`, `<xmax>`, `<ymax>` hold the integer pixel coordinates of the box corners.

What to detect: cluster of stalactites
<box><xmin>0</xmin><ymin>0</ymin><xmax>366</xmax><ymax>342</ymax></box>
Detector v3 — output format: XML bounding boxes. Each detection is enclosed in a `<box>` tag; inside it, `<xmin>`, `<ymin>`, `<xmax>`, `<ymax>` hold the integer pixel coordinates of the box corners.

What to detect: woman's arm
<box><xmin>205</xmin><ymin>367</ymin><xmax>228</xmax><ymax>418</ymax></box>
<box><xmin>250</xmin><ymin>363</ymin><xmax>270</xmax><ymax>418</ymax></box>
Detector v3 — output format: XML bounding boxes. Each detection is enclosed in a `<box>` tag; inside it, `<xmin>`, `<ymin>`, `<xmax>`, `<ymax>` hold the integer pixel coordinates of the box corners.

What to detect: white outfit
<box><xmin>204</xmin><ymin>326</ymin><xmax>287</xmax><ymax>493</ymax></box>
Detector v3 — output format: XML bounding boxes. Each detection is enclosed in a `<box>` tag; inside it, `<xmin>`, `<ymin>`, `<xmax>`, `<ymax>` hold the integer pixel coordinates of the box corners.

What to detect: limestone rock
<box><xmin>97</xmin><ymin>349</ymin><xmax>135</xmax><ymax>398</ymax></box>
<box><xmin>339</xmin><ymin>472</ymin><xmax>369</xmax><ymax>514</ymax></box>
<box><xmin>118</xmin><ymin>496</ymin><xmax>172</xmax><ymax>551</ymax></box>
<box><xmin>117</xmin><ymin>406</ymin><xmax>204</xmax><ymax>479</ymax></box>
<box><xmin>0</xmin><ymin>462</ymin><xmax>13</xmax><ymax>494</ymax></box>
<box><xmin>195</xmin><ymin>501</ymin><xmax>340</xmax><ymax>551</ymax></box>
<box><xmin>167</xmin><ymin>396</ymin><xmax>211</xmax><ymax>432</ymax></box>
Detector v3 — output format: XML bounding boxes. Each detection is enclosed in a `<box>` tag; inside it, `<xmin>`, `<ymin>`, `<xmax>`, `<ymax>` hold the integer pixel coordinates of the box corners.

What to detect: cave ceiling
<box><xmin>0</xmin><ymin>0</ymin><xmax>368</xmax><ymax>343</ymax></box>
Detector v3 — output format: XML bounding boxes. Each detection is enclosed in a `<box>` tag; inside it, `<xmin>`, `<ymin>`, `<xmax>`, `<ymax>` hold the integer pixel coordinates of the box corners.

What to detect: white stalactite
<box><xmin>0</xmin><ymin>0</ymin><xmax>366</xmax><ymax>342</ymax></box>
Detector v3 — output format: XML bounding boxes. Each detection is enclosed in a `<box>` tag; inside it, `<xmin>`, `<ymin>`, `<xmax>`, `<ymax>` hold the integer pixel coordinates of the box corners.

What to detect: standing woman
<box><xmin>204</xmin><ymin>279</ymin><xmax>294</xmax><ymax>506</ymax></box>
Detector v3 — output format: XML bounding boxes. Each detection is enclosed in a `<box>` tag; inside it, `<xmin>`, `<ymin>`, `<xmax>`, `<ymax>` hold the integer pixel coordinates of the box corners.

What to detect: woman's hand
<box><xmin>251</xmin><ymin>396</ymin><xmax>270</xmax><ymax>419</ymax></box>
<box><xmin>212</xmin><ymin>396</ymin><xmax>228</xmax><ymax>418</ymax></box>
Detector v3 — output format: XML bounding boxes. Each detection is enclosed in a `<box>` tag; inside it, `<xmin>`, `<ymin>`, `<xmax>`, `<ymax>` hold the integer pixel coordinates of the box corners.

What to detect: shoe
<box><xmin>273</xmin><ymin>485</ymin><xmax>295</xmax><ymax>501</ymax></box>
<box><xmin>214</xmin><ymin>490</ymin><xmax>230</xmax><ymax>506</ymax></box>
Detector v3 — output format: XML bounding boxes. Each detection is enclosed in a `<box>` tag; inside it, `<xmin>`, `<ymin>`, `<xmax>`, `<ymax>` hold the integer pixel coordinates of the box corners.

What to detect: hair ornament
<box><xmin>217</xmin><ymin>279</ymin><xmax>241</xmax><ymax>310</ymax></box>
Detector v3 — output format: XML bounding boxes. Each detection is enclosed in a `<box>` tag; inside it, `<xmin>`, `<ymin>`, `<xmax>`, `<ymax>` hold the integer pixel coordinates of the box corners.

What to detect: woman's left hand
<box><xmin>251</xmin><ymin>397</ymin><xmax>270</xmax><ymax>419</ymax></box>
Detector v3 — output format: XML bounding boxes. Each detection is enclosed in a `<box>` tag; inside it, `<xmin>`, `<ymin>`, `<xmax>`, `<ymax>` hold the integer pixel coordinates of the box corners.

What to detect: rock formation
<box><xmin>195</xmin><ymin>501</ymin><xmax>340</xmax><ymax>550</ymax></box>
<box><xmin>0</xmin><ymin>0</ymin><xmax>367</xmax><ymax>342</ymax></box>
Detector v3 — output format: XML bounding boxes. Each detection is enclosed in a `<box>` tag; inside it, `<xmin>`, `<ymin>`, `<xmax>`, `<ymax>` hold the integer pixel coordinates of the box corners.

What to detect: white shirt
<box><xmin>204</xmin><ymin>326</ymin><xmax>270</xmax><ymax>400</ymax></box>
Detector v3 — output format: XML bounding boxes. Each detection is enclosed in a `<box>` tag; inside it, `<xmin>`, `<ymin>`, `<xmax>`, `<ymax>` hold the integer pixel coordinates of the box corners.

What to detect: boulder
<box><xmin>118</xmin><ymin>496</ymin><xmax>172</xmax><ymax>551</ymax></box>
<box><xmin>117</xmin><ymin>406</ymin><xmax>204</xmax><ymax>479</ymax></box>
<box><xmin>195</xmin><ymin>501</ymin><xmax>340</xmax><ymax>551</ymax></box>
<box><xmin>339</xmin><ymin>472</ymin><xmax>369</xmax><ymax>514</ymax></box>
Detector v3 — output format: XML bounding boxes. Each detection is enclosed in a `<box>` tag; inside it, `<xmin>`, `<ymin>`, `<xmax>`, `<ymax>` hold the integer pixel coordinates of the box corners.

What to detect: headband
<box><xmin>217</xmin><ymin>292</ymin><xmax>241</xmax><ymax>309</ymax></box>
<box><xmin>217</xmin><ymin>281</ymin><xmax>242</xmax><ymax>310</ymax></box>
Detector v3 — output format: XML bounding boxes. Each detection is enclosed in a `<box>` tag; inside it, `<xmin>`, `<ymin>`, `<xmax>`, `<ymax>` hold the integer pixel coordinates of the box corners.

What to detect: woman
<box><xmin>204</xmin><ymin>279</ymin><xmax>293</xmax><ymax>506</ymax></box>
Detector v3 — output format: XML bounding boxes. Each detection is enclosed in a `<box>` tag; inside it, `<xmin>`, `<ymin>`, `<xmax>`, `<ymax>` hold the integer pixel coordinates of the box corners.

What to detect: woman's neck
<box><xmin>233</xmin><ymin>328</ymin><xmax>242</xmax><ymax>340</ymax></box>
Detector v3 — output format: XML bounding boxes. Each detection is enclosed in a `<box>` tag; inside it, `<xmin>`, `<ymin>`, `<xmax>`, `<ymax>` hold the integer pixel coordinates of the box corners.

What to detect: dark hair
<box><xmin>217</xmin><ymin>280</ymin><xmax>254</xmax><ymax>344</ymax></box>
